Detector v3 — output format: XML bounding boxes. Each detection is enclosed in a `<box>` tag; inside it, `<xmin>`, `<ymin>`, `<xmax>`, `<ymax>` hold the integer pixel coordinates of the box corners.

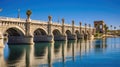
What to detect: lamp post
<box><xmin>26</xmin><ymin>10</ymin><xmax>32</xmax><ymax>22</ymax></box>
<box><xmin>80</xmin><ymin>22</ymin><xmax>82</xmax><ymax>35</ymax></box>
<box><xmin>85</xmin><ymin>23</ymin><xmax>87</xmax><ymax>34</ymax></box>
<box><xmin>18</xmin><ymin>9</ymin><xmax>20</xmax><ymax>19</ymax></box>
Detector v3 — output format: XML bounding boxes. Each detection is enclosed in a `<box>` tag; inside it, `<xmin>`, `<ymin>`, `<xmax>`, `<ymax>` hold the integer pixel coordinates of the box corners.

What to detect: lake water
<box><xmin>0</xmin><ymin>37</ymin><xmax>120</xmax><ymax>67</ymax></box>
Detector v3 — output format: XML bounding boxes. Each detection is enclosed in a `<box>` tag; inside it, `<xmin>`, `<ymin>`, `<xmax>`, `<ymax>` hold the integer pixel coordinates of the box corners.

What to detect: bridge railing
<box><xmin>0</xmin><ymin>16</ymin><xmax>25</xmax><ymax>22</ymax></box>
<box><xmin>0</xmin><ymin>16</ymin><xmax>95</xmax><ymax>29</ymax></box>
<box><xmin>52</xmin><ymin>22</ymin><xmax>61</xmax><ymax>25</ymax></box>
<box><xmin>31</xmin><ymin>20</ymin><xmax>48</xmax><ymax>24</ymax></box>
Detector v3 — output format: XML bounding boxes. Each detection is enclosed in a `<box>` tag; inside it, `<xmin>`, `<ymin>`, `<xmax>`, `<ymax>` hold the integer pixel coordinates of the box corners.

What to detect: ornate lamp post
<box><xmin>85</xmin><ymin>23</ymin><xmax>87</xmax><ymax>34</ymax></box>
<box><xmin>26</xmin><ymin>10</ymin><xmax>32</xmax><ymax>36</ymax></box>
<box><xmin>26</xmin><ymin>10</ymin><xmax>32</xmax><ymax>22</ymax></box>
<box><xmin>17</xmin><ymin>9</ymin><xmax>20</xmax><ymax>19</ymax></box>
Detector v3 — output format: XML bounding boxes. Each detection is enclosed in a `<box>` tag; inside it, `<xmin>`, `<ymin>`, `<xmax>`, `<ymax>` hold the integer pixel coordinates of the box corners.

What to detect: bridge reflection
<box><xmin>0</xmin><ymin>39</ymin><xmax>109</xmax><ymax>67</ymax></box>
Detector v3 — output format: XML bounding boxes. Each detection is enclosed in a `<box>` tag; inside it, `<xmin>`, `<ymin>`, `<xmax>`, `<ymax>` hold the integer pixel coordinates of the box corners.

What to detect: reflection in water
<box><xmin>0</xmin><ymin>38</ymin><xmax>120</xmax><ymax>67</ymax></box>
<box><xmin>94</xmin><ymin>38</ymin><xmax>107</xmax><ymax>53</ymax></box>
<box><xmin>7</xmin><ymin>45</ymin><xmax>25</xmax><ymax>64</ymax></box>
<box><xmin>48</xmin><ymin>43</ymin><xmax>54</xmax><ymax>67</ymax></box>
<box><xmin>34</xmin><ymin>43</ymin><xmax>48</xmax><ymax>57</ymax></box>
<box><xmin>0</xmin><ymin>47</ymin><xmax>6</xmax><ymax>67</ymax></box>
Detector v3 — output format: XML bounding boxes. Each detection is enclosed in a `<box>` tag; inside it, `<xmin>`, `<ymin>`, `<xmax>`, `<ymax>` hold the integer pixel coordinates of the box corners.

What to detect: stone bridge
<box><xmin>0</xmin><ymin>16</ymin><xmax>95</xmax><ymax>47</ymax></box>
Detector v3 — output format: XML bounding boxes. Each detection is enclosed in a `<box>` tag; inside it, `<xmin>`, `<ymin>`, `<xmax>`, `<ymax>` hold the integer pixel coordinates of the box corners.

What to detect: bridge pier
<box><xmin>67</xmin><ymin>34</ymin><xmax>77</xmax><ymax>40</ymax></box>
<box><xmin>0</xmin><ymin>39</ymin><xmax>4</xmax><ymax>47</ymax></box>
<box><xmin>67</xmin><ymin>20</ymin><xmax>77</xmax><ymax>40</ymax></box>
<box><xmin>54</xmin><ymin>35</ymin><xmax>67</xmax><ymax>41</ymax></box>
<box><xmin>0</xmin><ymin>34</ymin><xmax>4</xmax><ymax>47</ymax></box>
<box><xmin>77</xmin><ymin>34</ymin><xmax>83</xmax><ymax>39</ymax></box>
<box><xmin>34</xmin><ymin>35</ymin><xmax>53</xmax><ymax>42</ymax></box>
<box><xmin>8</xmin><ymin>36</ymin><xmax>34</xmax><ymax>44</ymax></box>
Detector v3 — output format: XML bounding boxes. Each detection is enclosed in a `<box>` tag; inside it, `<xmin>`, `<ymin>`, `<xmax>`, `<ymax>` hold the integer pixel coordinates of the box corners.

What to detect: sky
<box><xmin>0</xmin><ymin>0</ymin><xmax>120</xmax><ymax>29</ymax></box>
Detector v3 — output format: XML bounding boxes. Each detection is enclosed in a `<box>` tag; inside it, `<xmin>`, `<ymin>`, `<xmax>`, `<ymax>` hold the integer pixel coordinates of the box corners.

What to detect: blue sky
<box><xmin>0</xmin><ymin>0</ymin><xmax>120</xmax><ymax>29</ymax></box>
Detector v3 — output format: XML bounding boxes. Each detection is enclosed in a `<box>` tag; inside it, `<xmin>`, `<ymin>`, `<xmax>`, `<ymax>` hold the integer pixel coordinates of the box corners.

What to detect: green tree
<box><xmin>114</xmin><ymin>26</ymin><xmax>116</xmax><ymax>35</ymax></box>
<box><xmin>104</xmin><ymin>24</ymin><xmax>108</xmax><ymax>36</ymax></box>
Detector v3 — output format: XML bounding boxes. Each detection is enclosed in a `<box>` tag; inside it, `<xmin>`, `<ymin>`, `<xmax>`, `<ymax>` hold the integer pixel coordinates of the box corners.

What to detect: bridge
<box><xmin>0</xmin><ymin>15</ymin><xmax>95</xmax><ymax>47</ymax></box>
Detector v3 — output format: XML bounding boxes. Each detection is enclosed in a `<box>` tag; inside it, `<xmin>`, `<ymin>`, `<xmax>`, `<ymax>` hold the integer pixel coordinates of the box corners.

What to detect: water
<box><xmin>0</xmin><ymin>37</ymin><xmax>120</xmax><ymax>67</ymax></box>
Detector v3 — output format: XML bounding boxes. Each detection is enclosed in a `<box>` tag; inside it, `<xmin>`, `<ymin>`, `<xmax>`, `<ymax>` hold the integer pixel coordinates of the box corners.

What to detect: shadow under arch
<box><xmin>66</xmin><ymin>30</ymin><xmax>72</xmax><ymax>40</ymax></box>
<box><xmin>52</xmin><ymin>29</ymin><xmax>61</xmax><ymax>41</ymax></box>
<box><xmin>75</xmin><ymin>30</ymin><xmax>81</xmax><ymax>39</ymax></box>
<box><xmin>4</xmin><ymin>27</ymin><xmax>25</xmax><ymax>44</ymax></box>
<box><xmin>33</xmin><ymin>28</ymin><xmax>47</xmax><ymax>42</ymax></box>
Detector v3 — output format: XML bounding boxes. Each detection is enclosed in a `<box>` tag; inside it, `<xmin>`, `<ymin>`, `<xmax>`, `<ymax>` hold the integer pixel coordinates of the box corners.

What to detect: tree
<box><xmin>104</xmin><ymin>24</ymin><xmax>108</xmax><ymax>36</ymax></box>
<box><xmin>119</xmin><ymin>25</ymin><xmax>120</xmax><ymax>30</ymax></box>
<box><xmin>110</xmin><ymin>25</ymin><xmax>112</xmax><ymax>30</ymax></box>
<box><xmin>114</xmin><ymin>26</ymin><xmax>116</xmax><ymax>35</ymax></box>
<box><xmin>114</xmin><ymin>26</ymin><xmax>116</xmax><ymax>30</ymax></box>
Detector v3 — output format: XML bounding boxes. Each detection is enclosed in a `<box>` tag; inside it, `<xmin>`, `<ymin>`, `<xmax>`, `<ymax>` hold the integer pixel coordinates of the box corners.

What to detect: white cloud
<box><xmin>0</xmin><ymin>8</ymin><xmax>2</xmax><ymax>12</ymax></box>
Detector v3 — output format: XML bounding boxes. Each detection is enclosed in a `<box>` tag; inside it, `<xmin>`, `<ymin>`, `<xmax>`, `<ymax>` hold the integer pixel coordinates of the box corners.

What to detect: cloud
<box><xmin>0</xmin><ymin>8</ymin><xmax>2</xmax><ymax>12</ymax></box>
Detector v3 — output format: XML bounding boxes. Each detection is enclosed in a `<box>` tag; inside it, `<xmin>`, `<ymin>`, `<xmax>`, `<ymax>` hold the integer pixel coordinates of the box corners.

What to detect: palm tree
<box><xmin>110</xmin><ymin>25</ymin><xmax>112</xmax><ymax>30</ymax></box>
<box><xmin>119</xmin><ymin>25</ymin><xmax>120</xmax><ymax>34</ymax></box>
<box><xmin>114</xmin><ymin>26</ymin><xmax>116</xmax><ymax>36</ymax></box>
<box><xmin>119</xmin><ymin>25</ymin><xmax>120</xmax><ymax>30</ymax></box>
<box><xmin>104</xmin><ymin>24</ymin><xmax>109</xmax><ymax>37</ymax></box>
<box><xmin>114</xmin><ymin>26</ymin><xmax>116</xmax><ymax>30</ymax></box>
<box><xmin>110</xmin><ymin>25</ymin><xmax>112</xmax><ymax>35</ymax></box>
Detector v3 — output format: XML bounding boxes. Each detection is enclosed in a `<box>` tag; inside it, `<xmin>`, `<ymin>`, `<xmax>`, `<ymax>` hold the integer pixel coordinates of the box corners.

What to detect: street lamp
<box><xmin>17</xmin><ymin>9</ymin><xmax>20</xmax><ymax>18</ymax></box>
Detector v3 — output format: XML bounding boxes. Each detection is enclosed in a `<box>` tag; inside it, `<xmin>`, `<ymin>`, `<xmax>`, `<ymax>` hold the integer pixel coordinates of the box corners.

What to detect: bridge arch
<box><xmin>33</xmin><ymin>28</ymin><xmax>47</xmax><ymax>42</ymax></box>
<box><xmin>75</xmin><ymin>30</ymin><xmax>79</xmax><ymax>35</ymax></box>
<box><xmin>75</xmin><ymin>30</ymin><xmax>80</xmax><ymax>39</ymax></box>
<box><xmin>53</xmin><ymin>29</ymin><xmax>61</xmax><ymax>35</ymax></box>
<box><xmin>3</xmin><ymin>26</ymin><xmax>25</xmax><ymax>36</ymax></box>
<box><xmin>3</xmin><ymin>27</ymin><xmax>25</xmax><ymax>44</ymax></box>
<box><xmin>34</xmin><ymin>28</ymin><xmax>47</xmax><ymax>35</ymax></box>
<box><xmin>52</xmin><ymin>29</ymin><xmax>61</xmax><ymax>40</ymax></box>
<box><xmin>5</xmin><ymin>28</ymin><xmax>24</xmax><ymax>36</ymax></box>
<box><xmin>66</xmin><ymin>30</ymin><xmax>72</xmax><ymax>36</ymax></box>
<box><xmin>82</xmin><ymin>30</ymin><xmax>85</xmax><ymax>35</ymax></box>
<box><xmin>87</xmin><ymin>30</ymin><xmax>90</xmax><ymax>35</ymax></box>
<box><xmin>65</xmin><ymin>30</ymin><xmax>72</xmax><ymax>40</ymax></box>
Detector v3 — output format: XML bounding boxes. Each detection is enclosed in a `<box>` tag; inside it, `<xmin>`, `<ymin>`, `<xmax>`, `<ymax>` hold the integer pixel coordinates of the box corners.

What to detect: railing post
<box><xmin>72</xmin><ymin>20</ymin><xmax>75</xmax><ymax>35</ymax></box>
<box><xmin>47</xmin><ymin>15</ymin><xmax>53</xmax><ymax>42</ymax></box>
<box><xmin>61</xmin><ymin>18</ymin><xmax>67</xmax><ymax>40</ymax></box>
<box><xmin>62</xmin><ymin>18</ymin><xmax>65</xmax><ymax>35</ymax></box>
<box><xmin>89</xmin><ymin>24</ymin><xmax>91</xmax><ymax>34</ymax></box>
<box><xmin>0</xmin><ymin>33</ymin><xmax>4</xmax><ymax>47</ymax></box>
<box><xmin>26</xmin><ymin>10</ymin><xmax>32</xmax><ymax>36</ymax></box>
<box><xmin>24</xmin><ymin>10</ymin><xmax>34</xmax><ymax>44</ymax></box>
<box><xmin>48</xmin><ymin>16</ymin><xmax>52</xmax><ymax>35</ymax></box>
<box><xmin>80</xmin><ymin>22</ymin><xmax>82</xmax><ymax>35</ymax></box>
<box><xmin>85</xmin><ymin>23</ymin><xmax>87</xmax><ymax>34</ymax></box>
